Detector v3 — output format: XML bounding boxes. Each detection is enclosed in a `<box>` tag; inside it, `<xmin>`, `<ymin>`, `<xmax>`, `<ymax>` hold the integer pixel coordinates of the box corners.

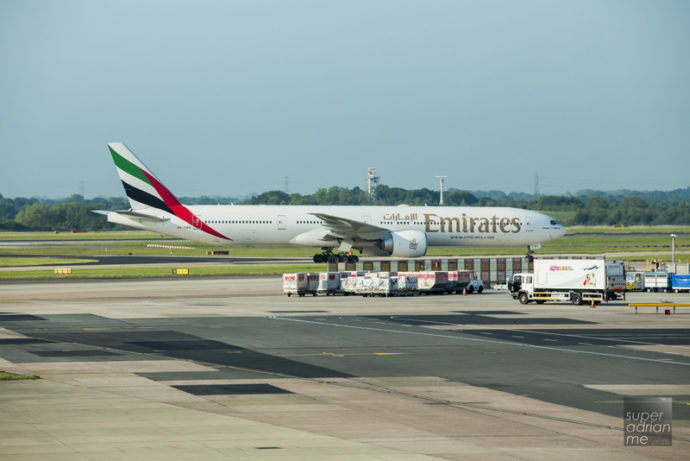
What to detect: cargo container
<box><xmin>282</xmin><ymin>273</ymin><xmax>308</xmax><ymax>297</ymax></box>
<box><xmin>306</xmin><ymin>273</ymin><xmax>320</xmax><ymax>295</ymax></box>
<box><xmin>671</xmin><ymin>274</ymin><xmax>690</xmax><ymax>293</ymax></box>
<box><xmin>353</xmin><ymin>276</ymin><xmax>398</xmax><ymax>296</ymax></box>
<box><xmin>395</xmin><ymin>275</ymin><xmax>418</xmax><ymax>294</ymax></box>
<box><xmin>413</xmin><ymin>271</ymin><xmax>451</xmax><ymax>293</ymax></box>
<box><xmin>317</xmin><ymin>272</ymin><xmax>340</xmax><ymax>295</ymax></box>
<box><xmin>644</xmin><ymin>272</ymin><xmax>671</xmax><ymax>292</ymax></box>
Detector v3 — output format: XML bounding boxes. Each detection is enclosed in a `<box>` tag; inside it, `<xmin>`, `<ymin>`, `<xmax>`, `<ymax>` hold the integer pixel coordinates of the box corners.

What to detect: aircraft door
<box><xmin>362</xmin><ymin>215</ymin><xmax>371</xmax><ymax>224</ymax></box>
<box><xmin>192</xmin><ymin>215</ymin><xmax>203</xmax><ymax>229</ymax></box>
<box><xmin>277</xmin><ymin>215</ymin><xmax>287</xmax><ymax>230</ymax></box>
<box><xmin>524</xmin><ymin>217</ymin><xmax>533</xmax><ymax>232</ymax></box>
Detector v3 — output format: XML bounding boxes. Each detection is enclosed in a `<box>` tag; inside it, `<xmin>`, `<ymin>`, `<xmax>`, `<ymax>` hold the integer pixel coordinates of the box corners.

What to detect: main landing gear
<box><xmin>313</xmin><ymin>249</ymin><xmax>359</xmax><ymax>264</ymax></box>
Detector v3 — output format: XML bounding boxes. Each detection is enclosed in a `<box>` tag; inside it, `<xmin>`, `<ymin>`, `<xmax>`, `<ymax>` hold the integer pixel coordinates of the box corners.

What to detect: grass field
<box><xmin>0</xmin><ymin>257</ymin><xmax>98</xmax><ymax>267</ymax></box>
<box><xmin>0</xmin><ymin>264</ymin><xmax>323</xmax><ymax>280</ymax></box>
<box><xmin>0</xmin><ymin>231</ymin><xmax>174</xmax><ymax>241</ymax></box>
<box><xmin>0</xmin><ymin>372</ymin><xmax>40</xmax><ymax>380</ymax></box>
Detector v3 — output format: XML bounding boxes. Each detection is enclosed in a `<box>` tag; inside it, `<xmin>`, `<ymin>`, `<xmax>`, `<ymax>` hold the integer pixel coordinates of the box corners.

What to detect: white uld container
<box><xmin>282</xmin><ymin>273</ymin><xmax>308</xmax><ymax>297</ymax></box>
<box><xmin>306</xmin><ymin>273</ymin><xmax>320</xmax><ymax>295</ymax></box>
<box><xmin>317</xmin><ymin>272</ymin><xmax>340</xmax><ymax>295</ymax></box>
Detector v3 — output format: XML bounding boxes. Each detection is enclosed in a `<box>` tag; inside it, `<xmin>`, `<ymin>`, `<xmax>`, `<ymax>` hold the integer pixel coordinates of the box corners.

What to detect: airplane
<box><xmin>96</xmin><ymin>142</ymin><xmax>566</xmax><ymax>262</ymax></box>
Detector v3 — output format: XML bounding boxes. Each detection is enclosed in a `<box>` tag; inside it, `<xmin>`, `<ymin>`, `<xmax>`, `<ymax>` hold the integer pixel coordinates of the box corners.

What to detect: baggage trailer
<box><xmin>671</xmin><ymin>274</ymin><xmax>690</xmax><ymax>293</ymax></box>
<box><xmin>508</xmin><ymin>258</ymin><xmax>626</xmax><ymax>305</ymax></box>
<box><xmin>644</xmin><ymin>272</ymin><xmax>671</xmax><ymax>292</ymax></box>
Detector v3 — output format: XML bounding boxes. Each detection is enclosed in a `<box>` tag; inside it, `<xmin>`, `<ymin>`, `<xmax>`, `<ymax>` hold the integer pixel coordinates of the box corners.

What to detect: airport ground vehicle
<box><xmin>463</xmin><ymin>272</ymin><xmax>485</xmax><ymax>293</ymax></box>
<box><xmin>671</xmin><ymin>274</ymin><xmax>690</xmax><ymax>293</ymax></box>
<box><xmin>508</xmin><ymin>259</ymin><xmax>626</xmax><ymax>305</ymax></box>
<box><xmin>625</xmin><ymin>271</ymin><xmax>644</xmax><ymax>291</ymax></box>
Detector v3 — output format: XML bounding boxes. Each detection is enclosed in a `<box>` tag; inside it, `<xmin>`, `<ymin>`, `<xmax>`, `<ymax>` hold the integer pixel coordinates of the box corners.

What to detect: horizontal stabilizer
<box><xmin>91</xmin><ymin>209</ymin><xmax>169</xmax><ymax>223</ymax></box>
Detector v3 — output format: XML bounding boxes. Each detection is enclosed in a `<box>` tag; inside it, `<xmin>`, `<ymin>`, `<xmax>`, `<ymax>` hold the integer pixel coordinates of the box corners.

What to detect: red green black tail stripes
<box><xmin>108</xmin><ymin>143</ymin><xmax>231</xmax><ymax>241</ymax></box>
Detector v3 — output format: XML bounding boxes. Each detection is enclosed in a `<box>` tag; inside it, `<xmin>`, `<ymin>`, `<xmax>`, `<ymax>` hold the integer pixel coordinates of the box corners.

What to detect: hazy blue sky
<box><xmin>1</xmin><ymin>0</ymin><xmax>688</xmax><ymax>199</ymax></box>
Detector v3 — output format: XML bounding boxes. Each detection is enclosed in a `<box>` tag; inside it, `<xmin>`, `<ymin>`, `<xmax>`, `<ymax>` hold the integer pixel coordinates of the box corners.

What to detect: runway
<box><xmin>1</xmin><ymin>278</ymin><xmax>689</xmax><ymax>459</ymax></box>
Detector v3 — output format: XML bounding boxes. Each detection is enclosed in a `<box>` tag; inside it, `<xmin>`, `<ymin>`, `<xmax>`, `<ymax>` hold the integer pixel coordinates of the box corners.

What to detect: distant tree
<box><xmin>247</xmin><ymin>190</ymin><xmax>290</xmax><ymax>205</ymax></box>
<box><xmin>0</xmin><ymin>196</ymin><xmax>17</xmax><ymax>220</ymax></box>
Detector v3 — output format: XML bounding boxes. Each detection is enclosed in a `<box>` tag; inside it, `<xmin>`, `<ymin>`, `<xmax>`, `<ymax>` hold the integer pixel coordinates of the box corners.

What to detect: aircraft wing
<box><xmin>310</xmin><ymin>212</ymin><xmax>388</xmax><ymax>240</ymax></box>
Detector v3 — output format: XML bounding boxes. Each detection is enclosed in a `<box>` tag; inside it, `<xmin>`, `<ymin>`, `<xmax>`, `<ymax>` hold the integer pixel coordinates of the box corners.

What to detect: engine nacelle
<box><xmin>379</xmin><ymin>230</ymin><xmax>428</xmax><ymax>258</ymax></box>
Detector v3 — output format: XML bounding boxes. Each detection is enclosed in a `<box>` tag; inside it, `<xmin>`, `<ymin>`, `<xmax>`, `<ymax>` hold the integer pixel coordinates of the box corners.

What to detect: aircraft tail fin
<box><xmin>107</xmin><ymin>142</ymin><xmax>182</xmax><ymax>214</ymax></box>
<box><xmin>107</xmin><ymin>143</ymin><xmax>232</xmax><ymax>241</ymax></box>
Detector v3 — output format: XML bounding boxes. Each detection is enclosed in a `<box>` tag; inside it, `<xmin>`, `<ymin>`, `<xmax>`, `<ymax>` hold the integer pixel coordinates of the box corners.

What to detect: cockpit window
<box><xmin>550</xmin><ymin>220</ymin><xmax>558</xmax><ymax>225</ymax></box>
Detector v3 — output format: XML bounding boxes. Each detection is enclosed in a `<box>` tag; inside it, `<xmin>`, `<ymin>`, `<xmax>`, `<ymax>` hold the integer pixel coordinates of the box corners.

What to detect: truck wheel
<box><xmin>477</xmin><ymin>286</ymin><xmax>483</xmax><ymax>294</ymax></box>
<box><xmin>518</xmin><ymin>292</ymin><xmax>529</xmax><ymax>304</ymax></box>
<box><xmin>571</xmin><ymin>293</ymin><xmax>582</xmax><ymax>305</ymax></box>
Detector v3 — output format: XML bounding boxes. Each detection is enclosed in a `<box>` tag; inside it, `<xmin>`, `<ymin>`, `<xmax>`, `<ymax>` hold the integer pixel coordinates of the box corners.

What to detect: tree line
<box><xmin>1</xmin><ymin>186</ymin><xmax>688</xmax><ymax>231</ymax></box>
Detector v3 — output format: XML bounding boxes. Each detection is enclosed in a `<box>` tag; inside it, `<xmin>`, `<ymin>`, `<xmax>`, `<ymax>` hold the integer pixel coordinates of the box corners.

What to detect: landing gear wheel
<box><xmin>518</xmin><ymin>292</ymin><xmax>529</xmax><ymax>304</ymax></box>
<box><xmin>313</xmin><ymin>254</ymin><xmax>325</xmax><ymax>263</ymax></box>
<box><xmin>571</xmin><ymin>293</ymin><xmax>582</xmax><ymax>305</ymax></box>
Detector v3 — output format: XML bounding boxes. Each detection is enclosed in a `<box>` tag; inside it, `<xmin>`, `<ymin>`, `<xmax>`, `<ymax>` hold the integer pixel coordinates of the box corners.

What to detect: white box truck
<box><xmin>508</xmin><ymin>259</ymin><xmax>626</xmax><ymax>305</ymax></box>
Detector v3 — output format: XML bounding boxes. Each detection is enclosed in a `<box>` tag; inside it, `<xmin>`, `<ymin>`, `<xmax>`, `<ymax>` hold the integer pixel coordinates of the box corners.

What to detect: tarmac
<box><xmin>1</xmin><ymin>277</ymin><xmax>689</xmax><ymax>460</ymax></box>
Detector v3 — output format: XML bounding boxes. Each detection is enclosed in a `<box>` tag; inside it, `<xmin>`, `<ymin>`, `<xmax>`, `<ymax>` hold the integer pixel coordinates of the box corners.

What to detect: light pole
<box><xmin>436</xmin><ymin>176</ymin><xmax>447</xmax><ymax>206</ymax></box>
<box><xmin>671</xmin><ymin>234</ymin><xmax>677</xmax><ymax>264</ymax></box>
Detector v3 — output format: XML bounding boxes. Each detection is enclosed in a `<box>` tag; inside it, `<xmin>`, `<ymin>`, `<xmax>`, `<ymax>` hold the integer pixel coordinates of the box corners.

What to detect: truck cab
<box><xmin>508</xmin><ymin>273</ymin><xmax>535</xmax><ymax>304</ymax></box>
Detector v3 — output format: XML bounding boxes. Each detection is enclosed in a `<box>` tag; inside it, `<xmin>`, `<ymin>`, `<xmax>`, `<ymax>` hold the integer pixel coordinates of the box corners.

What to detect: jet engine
<box><xmin>379</xmin><ymin>230</ymin><xmax>427</xmax><ymax>258</ymax></box>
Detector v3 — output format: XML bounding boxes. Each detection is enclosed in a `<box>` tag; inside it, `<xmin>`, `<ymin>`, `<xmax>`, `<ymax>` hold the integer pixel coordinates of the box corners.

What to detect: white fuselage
<box><xmin>117</xmin><ymin>204</ymin><xmax>565</xmax><ymax>249</ymax></box>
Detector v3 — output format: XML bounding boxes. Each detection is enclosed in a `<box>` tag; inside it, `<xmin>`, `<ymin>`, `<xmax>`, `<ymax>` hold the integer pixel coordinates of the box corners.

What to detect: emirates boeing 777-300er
<box><xmin>96</xmin><ymin>143</ymin><xmax>566</xmax><ymax>262</ymax></box>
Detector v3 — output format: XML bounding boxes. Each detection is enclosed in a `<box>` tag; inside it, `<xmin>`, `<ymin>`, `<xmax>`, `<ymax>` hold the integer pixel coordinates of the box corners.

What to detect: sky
<box><xmin>1</xmin><ymin>0</ymin><xmax>689</xmax><ymax>199</ymax></box>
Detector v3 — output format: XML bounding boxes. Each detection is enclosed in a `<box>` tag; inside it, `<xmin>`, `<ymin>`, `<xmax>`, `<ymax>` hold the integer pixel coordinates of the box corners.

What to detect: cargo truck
<box><xmin>508</xmin><ymin>259</ymin><xmax>626</xmax><ymax>305</ymax></box>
